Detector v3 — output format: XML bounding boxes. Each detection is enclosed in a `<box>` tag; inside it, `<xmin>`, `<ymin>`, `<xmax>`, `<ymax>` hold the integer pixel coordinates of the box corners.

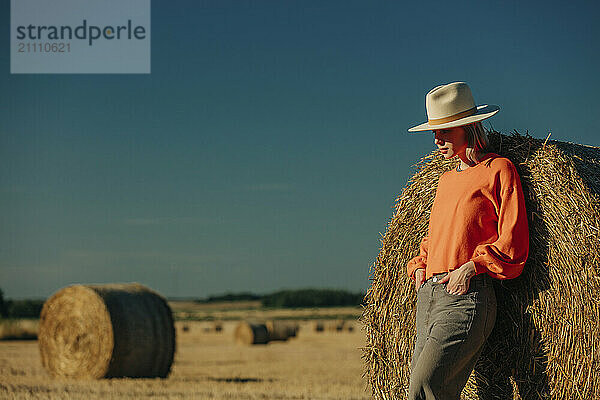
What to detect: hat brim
<box><xmin>407</xmin><ymin>104</ymin><xmax>500</xmax><ymax>133</ymax></box>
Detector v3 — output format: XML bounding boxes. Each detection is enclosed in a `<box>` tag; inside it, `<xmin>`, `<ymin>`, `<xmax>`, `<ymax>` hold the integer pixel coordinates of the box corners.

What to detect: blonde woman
<box><xmin>405</xmin><ymin>82</ymin><xmax>529</xmax><ymax>400</ymax></box>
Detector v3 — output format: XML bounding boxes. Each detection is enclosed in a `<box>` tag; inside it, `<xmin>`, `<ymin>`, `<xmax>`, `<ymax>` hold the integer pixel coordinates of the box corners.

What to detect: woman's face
<box><xmin>433</xmin><ymin>126</ymin><xmax>468</xmax><ymax>159</ymax></box>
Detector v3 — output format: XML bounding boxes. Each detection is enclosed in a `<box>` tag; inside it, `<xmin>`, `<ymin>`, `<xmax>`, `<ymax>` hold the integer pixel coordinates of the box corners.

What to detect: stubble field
<box><xmin>0</xmin><ymin>304</ymin><xmax>370</xmax><ymax>400</ymax></box>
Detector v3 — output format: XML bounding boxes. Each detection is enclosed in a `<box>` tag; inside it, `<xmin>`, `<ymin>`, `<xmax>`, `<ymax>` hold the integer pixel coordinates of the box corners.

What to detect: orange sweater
<box><xmin>406</xmin><ymin>153</ymin><xmax>529</xmax><ymax>281</ymax></box>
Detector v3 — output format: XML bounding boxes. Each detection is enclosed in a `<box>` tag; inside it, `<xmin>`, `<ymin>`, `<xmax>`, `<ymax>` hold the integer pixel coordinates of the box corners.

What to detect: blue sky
<box><xmin>1</xmin><ymin>0</ymin><xmax>598</xmax><ymax>298</ymax></box>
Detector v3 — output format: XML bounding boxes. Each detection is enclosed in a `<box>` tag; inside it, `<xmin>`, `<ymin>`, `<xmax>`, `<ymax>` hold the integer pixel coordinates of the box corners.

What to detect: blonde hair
<box><xmin>463</xmin><ymin>121</ymin><xmax>489</xmax><ymax>163</ymax></box>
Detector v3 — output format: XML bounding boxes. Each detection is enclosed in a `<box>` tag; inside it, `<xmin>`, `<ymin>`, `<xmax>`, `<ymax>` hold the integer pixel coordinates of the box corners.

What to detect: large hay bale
<box><xmin>234</xmin><ymin>321</ymin><xmax>269</xmax><ymax>345</ymax></box>
<box><xmin>361</xmin><ymin>131</ymin><xmax>600</xmax><ymax>399</ymax></box>
<box><xmin>38</xmin><ymin>283</ymin><xmax>175</xmax><ymax>379</ymax></box>
<box><xmin>265</xmin><ymin>320</ymin><xmax>299</xmax><ymax>341</ymax></box>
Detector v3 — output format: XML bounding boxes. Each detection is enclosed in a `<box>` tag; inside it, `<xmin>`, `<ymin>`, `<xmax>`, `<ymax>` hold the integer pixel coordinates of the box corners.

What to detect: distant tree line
<box><xmin>195</xmin><ymin>288</ymin><xmax>366</xmax><ymax>308</ymax></box>
<box><xmin>261</xmin><ymin>289</ymin><xmax>365</xmax><ymax>308</ymax></box>
<box><xmin>195</xmin><ymin>292</ymin><xmax>262</xmax><ymax>303</ymax></box>
<box><xmin>0</xmin><ymin>289</ymin><xmax>44</xmax><ymax>319</ymax></box>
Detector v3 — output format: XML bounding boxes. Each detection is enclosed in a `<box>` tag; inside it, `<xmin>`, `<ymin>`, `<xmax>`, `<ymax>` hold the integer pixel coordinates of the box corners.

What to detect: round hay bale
<box><xmin>265</xmin><ymin>320</ymin><xmax>298</xmax><ymax>341</ymax></box>
<box><xmin>361</xmin><ymin>131</ymin><xmax>600</xmax><ymax>399</ymax></box>
<box><xmin>234</xmin><ymin>321</ymin><xmax>269</xmax><ymax>345</ymax></box>
<box><xmin>38</xmin><ymin>283</ymin><xmax>175</xmax><ymax>379</ymax></box>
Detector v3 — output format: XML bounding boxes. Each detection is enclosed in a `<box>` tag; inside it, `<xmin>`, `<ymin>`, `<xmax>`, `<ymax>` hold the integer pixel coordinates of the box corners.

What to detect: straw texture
<box><xmin>38</xmin><ymin>283</ymin><xmax>175</xmax><ymax>379</ymax></box>
<box><xmin>361</xmin><ymin>130</ymin><xmax>600</xmax><ymax>399</ymax></box>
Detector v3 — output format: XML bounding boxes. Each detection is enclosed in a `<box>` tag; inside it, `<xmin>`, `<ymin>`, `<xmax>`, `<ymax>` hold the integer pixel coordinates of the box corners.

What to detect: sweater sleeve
<box><xmin>470</xmin><ymin>161</ymin><xmax>529</xmax><ymax>279</ymax></box>
<box><xmin>406</xmin><ymin>236</ymin><xmax>428</xmax><ymax>280</ymax></box>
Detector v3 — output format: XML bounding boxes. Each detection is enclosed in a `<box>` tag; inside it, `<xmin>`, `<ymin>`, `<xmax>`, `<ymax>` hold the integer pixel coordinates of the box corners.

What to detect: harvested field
<box><xmin>0</xmin><ymin>320</ymin><xmax>368</xmax><ymax>400</ymax></box>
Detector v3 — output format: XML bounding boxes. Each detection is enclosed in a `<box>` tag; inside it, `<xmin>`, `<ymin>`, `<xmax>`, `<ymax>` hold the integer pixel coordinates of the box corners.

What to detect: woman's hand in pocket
<box><xmin>438</xmin><ymin>261</ymin><xmax>476</xmax><ymax>295</ymax></box>
<box><xmin>414</xmin><ymin>268</ymin><xmax>426</xmax><ymax>293</ymax></box>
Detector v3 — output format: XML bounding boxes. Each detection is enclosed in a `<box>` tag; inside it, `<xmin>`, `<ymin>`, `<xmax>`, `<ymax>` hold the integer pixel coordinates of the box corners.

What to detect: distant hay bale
<box><xmin>202</xmin><ymin>321</ymin><xmax>223</xmax><ymax>333</ymax></box>
<box><xmin>328</xmin><ymin>320</ymin><xmax>355</xmax><ymax>333</ymax></box>
<box><xmin>361</xmin><ymin>131</ymin><xmax>600</xmax><ymax>399</ymax></box>
<box><xmin>321</xmin><ymin>320</ymin><xmax>344</xmax><ymax>333</ymax></box>
<box><xmin>234</xmin><ymin>321</ymin><xmax>269</xmax><ymax>345</ymax></box>
<box><xmin>265</xmin><ymin>320</ymin><xmax>299</xmax><ymax>341</ymax></box>
<box><xmin>345</xmin><ymin>321</ymin><xmax>355</xmax><ymax>332</ymax></box>
<box><xmin>38</xmin><ymin>283</ymin><xmax>175</xmax><ymax>379</ymax></box>
<box><xmin>213</xmin><ymin>321</ymin><xmax>223</xmax><ymax>333</ymax></box>
<box><xmin>314</xmin><ymin>321</ymin><xmax>325</xmax><ymax>332</ymax></box>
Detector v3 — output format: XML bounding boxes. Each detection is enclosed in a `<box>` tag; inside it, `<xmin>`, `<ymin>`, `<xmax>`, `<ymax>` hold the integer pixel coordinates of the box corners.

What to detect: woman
<box><xmin>405</xmin><ymin>82</ymin><xmax>529</xmax><ymax>400</ymax></box>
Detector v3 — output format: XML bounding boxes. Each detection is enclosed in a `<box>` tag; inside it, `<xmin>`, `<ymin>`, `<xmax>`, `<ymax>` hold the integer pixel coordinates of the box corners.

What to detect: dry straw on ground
<box><xmin>361</xmin><ymin>130</ymin><xmax>600</xmax><ymax>399</ymax></box>
<box><xmin>38</xmin><ymin>283</ymin><xmax>175</xmax><ymax>379</ymax></box>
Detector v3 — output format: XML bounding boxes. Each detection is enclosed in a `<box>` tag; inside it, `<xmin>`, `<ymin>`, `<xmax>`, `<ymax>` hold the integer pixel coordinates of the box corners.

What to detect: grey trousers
<box><xmin>408</xmin><ymin>272</ymin><xmax>497</xmax><ymax>400</ymax></box>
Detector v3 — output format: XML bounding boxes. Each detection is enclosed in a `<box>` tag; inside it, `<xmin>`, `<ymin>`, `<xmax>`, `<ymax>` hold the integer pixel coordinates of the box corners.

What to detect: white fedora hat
<box><xmin>408</xmin><ymin>82</ymin><xmax>500</xmax><ymax>132</ymax></box>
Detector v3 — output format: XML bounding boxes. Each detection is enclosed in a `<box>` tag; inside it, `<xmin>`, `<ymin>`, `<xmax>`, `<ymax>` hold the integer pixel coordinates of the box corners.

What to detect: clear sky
<box><xmin>1</xmin><ymin>0</ymin><xmax>599</xmax><ymax>299</ymax></box>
